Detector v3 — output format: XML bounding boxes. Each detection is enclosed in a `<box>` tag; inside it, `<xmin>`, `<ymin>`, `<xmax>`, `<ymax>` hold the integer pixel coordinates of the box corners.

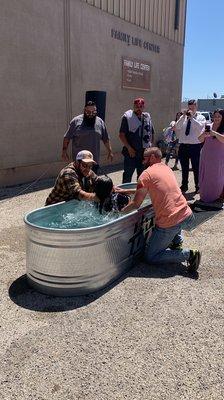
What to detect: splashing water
<box><xmin>29</xmin><ymin>194</ymin><xmax>151</xmax><ymax>230</ymax></box>
<box><xmin>37</xmin><ymin>201</ymin><xmax>120</xmax><ymax>229</ymax></box>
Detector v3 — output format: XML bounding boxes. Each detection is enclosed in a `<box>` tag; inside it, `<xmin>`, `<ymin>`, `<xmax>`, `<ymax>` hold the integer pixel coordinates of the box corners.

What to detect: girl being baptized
<box><xmin>94</xmin><ymin>176</ymin><xmax>133</xmax><ymax>214</ymax></box>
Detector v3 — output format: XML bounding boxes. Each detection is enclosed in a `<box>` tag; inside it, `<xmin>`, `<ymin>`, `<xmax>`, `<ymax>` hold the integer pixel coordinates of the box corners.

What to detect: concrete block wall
<box><xmin>0</xmin><ymin>0</ymin><xmax>185</xmax><ymax>186</ymax></box>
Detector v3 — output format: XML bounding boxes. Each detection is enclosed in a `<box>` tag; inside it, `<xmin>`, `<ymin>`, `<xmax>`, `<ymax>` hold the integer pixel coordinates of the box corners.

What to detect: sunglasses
<box><xmin>80</xmin><ymin>161</ymin><xmax>93</xmax><ymax>169</ymax></box>
<box><xmin>85</xmin><ymin>111</ymin><xmax>97</xmax><ymax>116</ymax></box>
<box><xmin>134</xmin><ymin>104</ymin><xmax>144</xmax><ymax>108</ymax></box>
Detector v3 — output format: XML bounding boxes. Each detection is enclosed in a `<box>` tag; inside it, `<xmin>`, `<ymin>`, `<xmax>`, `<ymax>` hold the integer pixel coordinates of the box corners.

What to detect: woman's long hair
<box><xmin>175</xmin><ymin>111</ymin><xmax>183</xmax><ymax>121</ymax></box>
<box><xmin>94</xmin><ymin>176</ymin><xmax>113</xmax><ymax>214</ymax></box>
<box><xmin>213</xmin><ymin>109</ymin><xmax>224</xmax><ymax>133</ymax></box>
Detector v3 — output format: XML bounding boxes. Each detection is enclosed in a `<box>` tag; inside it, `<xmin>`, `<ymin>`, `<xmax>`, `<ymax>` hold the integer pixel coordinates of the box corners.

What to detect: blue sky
<box><xmin>182</xmin><ymin>0</ymin><xmax>224</xmax><ymax>100</ymax></box>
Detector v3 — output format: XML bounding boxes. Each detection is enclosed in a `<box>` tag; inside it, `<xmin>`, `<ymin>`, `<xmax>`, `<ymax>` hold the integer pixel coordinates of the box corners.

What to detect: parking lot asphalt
<box><xmin>0</xmin><ymin>161</ymin><xmax>223</xmax><ymax>400</ymax></box>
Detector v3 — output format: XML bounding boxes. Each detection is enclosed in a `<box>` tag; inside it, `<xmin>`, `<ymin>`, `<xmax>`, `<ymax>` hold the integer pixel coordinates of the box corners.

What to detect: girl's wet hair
<box><xmin>94</xmin><ymin>175</ymin><xmax>113</xmax><ymax>213</ymax></box>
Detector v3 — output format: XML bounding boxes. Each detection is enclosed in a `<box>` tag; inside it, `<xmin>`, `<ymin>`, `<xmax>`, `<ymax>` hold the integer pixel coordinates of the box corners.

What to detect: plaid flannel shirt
<box><xmin>45</xmin><ymin>162</ymin><xmax>96</xmax><ymax>205</ymax></box>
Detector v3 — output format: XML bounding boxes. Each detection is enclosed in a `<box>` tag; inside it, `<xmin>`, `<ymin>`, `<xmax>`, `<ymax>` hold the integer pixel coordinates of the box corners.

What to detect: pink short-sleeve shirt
<box><xmin>138</xmin><ymin>163</ymin><xmax>192</xmax><ymax>228</ymax></box>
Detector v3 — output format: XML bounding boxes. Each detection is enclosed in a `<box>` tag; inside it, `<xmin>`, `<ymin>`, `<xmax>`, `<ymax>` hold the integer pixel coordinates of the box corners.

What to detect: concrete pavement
<box><xmin>0</xmin><ymin>162</ymin><xmax>223</xmax><ymax>400</ymax></box>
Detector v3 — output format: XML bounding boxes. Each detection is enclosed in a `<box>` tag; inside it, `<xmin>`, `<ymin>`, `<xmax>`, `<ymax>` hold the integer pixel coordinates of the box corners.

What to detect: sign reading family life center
<box><xmin>122</xmin><ymin>58</ymin><xmax>151</xmax><ymax>91</ymax></box>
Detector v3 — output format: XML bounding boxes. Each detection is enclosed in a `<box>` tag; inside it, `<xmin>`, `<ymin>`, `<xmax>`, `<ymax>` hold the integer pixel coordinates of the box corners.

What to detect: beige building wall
<box><xmin>0</xmin><ymin>0</ymin><xmax>187</xmax><ymax>186</ymax></box>
<box><xmin>83</xmin><ymin>0</ymin><xmax>186</xmax><ymax>44</ymax></box>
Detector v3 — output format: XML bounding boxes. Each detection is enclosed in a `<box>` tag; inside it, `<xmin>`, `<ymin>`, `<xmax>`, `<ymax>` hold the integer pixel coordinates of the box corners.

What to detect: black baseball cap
<box><xmin>188</xmin><ymin>99</ymin><xmax>197</xmax><ymax>105</ymax></box>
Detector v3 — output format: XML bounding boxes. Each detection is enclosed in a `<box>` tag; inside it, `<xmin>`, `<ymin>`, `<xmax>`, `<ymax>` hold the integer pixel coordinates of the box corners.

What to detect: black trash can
<box><xmin>85</xmin><ymin>91</ymin><xmax>107</xmax><ymax>121</ymax></box>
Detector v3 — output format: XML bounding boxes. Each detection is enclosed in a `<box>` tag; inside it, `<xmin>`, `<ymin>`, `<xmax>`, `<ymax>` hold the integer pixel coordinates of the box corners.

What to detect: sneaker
<box><xmin>169</xmin><ymin>242</ymin><xmax>183</xmax><ymax>250</ymax></box>
<box><xmin>188</xmin><ymin>250</ymin><xmax>201</xmax><ymax>273</ymax></box>
<box><xmin>180</xmin><ymin>185</ymin><xmax>188</xmax><ymax>193</ymax></box>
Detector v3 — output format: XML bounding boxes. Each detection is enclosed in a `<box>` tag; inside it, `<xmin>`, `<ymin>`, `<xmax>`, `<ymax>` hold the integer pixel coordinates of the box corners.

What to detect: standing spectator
<box><xmin>198</xmin><ymin>109</ymin><xmax>224</xmax><ymax>203</ymax></box>
<box><xmin>122</xmin><ymin>147</ymin><xmax>201</xmax><ymax>273</ymax></box>
<box><xmin>175</xmin><ymin>100</ymin><xmax>205</xmax><ymax>193</ymax></box>
<box><xmin>119</xmin><ymin>98</ymin><xmax>154</xmax><ymax>183</ymax></box>
<box><xmin>62</xmin><ymin>101</ymin><xmax>113</xmax><ymax>174</ymax></box>
<box><xmin>164</xmin><ymin>112</ymin><xmax>183</xmax><ymax>170</ymax></box>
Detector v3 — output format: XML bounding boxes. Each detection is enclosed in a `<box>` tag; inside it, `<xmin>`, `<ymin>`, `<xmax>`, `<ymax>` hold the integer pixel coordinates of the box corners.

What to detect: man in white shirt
<box><xmin>175</xmin><ymin>99</ymin><xmax>205</xmax><ymax>193</ymax></box>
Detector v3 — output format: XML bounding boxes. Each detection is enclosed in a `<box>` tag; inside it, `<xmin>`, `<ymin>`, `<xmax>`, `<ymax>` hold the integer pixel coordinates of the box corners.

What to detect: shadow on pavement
<box><xmin>98</xmin><ymin>162</ymin><xmax>123</xmax><ymax>175</ymax></box>
<box><xmin>191</xmin><ymin>210</ymin><xmax>223</xmax><ymax>230</ymax></box>
<box><xmin>0</xmin><ymin>178</ymin><xmax>55</xmax><ymax>201</ymax></box>
<box><xmin>188</xmin><ymin>200</ymin><xmax>223</xmax><ymax>230</ymax></box>
<box><xmin>9</xmin><ymin>275</ymin><xmax>118</xmax><ymax>313</ymax></box>
<box><xmin>8</xmin><ymin>274</ymin><xmax>124</xmax><ymax>313</ymax></box>
<box><xmin>9</xmin><ymin>261</ymin><xmax>198</xmax><ymax>313</ymax></box>
<box><xmin>130</xmin><ymin>261</ymin><xmax>199</xmax><ymax>281</ymax></box>
<box><xmin>0</xmin><ymin>164</ymin><xmax>123</xmax><ymax>201</ymax></box>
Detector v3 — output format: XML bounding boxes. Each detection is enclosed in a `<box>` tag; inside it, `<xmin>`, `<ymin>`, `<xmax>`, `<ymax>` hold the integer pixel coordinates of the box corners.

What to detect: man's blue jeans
<box><xmin>144</xmin><ymin>214</ymin><xmax>194</xmax><ymax>264</ymax></box>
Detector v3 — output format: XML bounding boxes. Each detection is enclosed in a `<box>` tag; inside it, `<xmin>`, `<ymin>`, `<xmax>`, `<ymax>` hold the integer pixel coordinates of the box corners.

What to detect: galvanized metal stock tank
<box><xmin>24</xmin><ymin>184</ymin><xmax>154</xmax><ymax>296</ymax></box>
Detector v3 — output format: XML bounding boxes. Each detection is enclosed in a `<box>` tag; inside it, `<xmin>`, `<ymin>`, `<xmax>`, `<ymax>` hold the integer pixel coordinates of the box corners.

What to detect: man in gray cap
<box><xmin>45</xmin><ymin>150</ymin><xmax>98</xmax><ymax>205</ymax></box>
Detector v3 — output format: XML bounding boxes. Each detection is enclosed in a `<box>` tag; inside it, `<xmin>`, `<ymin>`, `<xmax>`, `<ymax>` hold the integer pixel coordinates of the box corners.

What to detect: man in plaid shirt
<box><xmin>45</xmin><ymin>150</ymin><xmax>98</xmax><ymax>206</ymax></box>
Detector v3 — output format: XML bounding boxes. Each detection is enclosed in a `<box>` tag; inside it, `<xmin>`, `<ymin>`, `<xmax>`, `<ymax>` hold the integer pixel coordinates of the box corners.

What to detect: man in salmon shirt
<box><xmin>122</xmin><ymin>147</ymin><xmax>201</xmax><ymax>273</ymax></box>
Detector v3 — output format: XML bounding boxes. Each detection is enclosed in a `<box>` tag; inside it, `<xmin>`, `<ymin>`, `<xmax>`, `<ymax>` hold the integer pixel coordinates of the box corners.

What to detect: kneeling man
<box><xmin>122</xmin><ymin>147</ymin><xmax>201</xmax><ymax>273</ymax></box>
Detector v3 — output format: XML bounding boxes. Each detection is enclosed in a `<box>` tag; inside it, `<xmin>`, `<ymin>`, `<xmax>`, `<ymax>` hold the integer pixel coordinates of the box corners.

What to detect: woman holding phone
<box><xmin>198</xmin><ymin>109</ymin><xmax>224</xmax><ymax>203</ymax></box>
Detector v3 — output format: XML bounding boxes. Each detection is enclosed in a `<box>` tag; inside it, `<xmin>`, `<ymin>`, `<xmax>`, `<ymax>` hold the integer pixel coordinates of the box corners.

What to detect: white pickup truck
<box><xmin>196</xmin><ymin>111</ymin><xmax>212</xmax><ymax>123</ymax></box>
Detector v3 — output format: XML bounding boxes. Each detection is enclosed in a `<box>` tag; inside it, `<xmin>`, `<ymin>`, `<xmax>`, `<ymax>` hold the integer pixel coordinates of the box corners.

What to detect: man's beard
<box><xmin>83</xmin><ymin>114</ymin><xmax>96</xmax><ymax>127</ymax></box>
<box><xmin>134</xmin><ymin>110</ymin><xmax>142</xmax><ymax>118</ymax></box>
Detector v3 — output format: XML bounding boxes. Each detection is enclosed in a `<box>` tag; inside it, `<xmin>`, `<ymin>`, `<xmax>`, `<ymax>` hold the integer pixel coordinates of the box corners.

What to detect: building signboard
<box><xmin>122</xmin><ymin>57</ymin><xmax>150</xmax><ymax>91</ymax></box>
